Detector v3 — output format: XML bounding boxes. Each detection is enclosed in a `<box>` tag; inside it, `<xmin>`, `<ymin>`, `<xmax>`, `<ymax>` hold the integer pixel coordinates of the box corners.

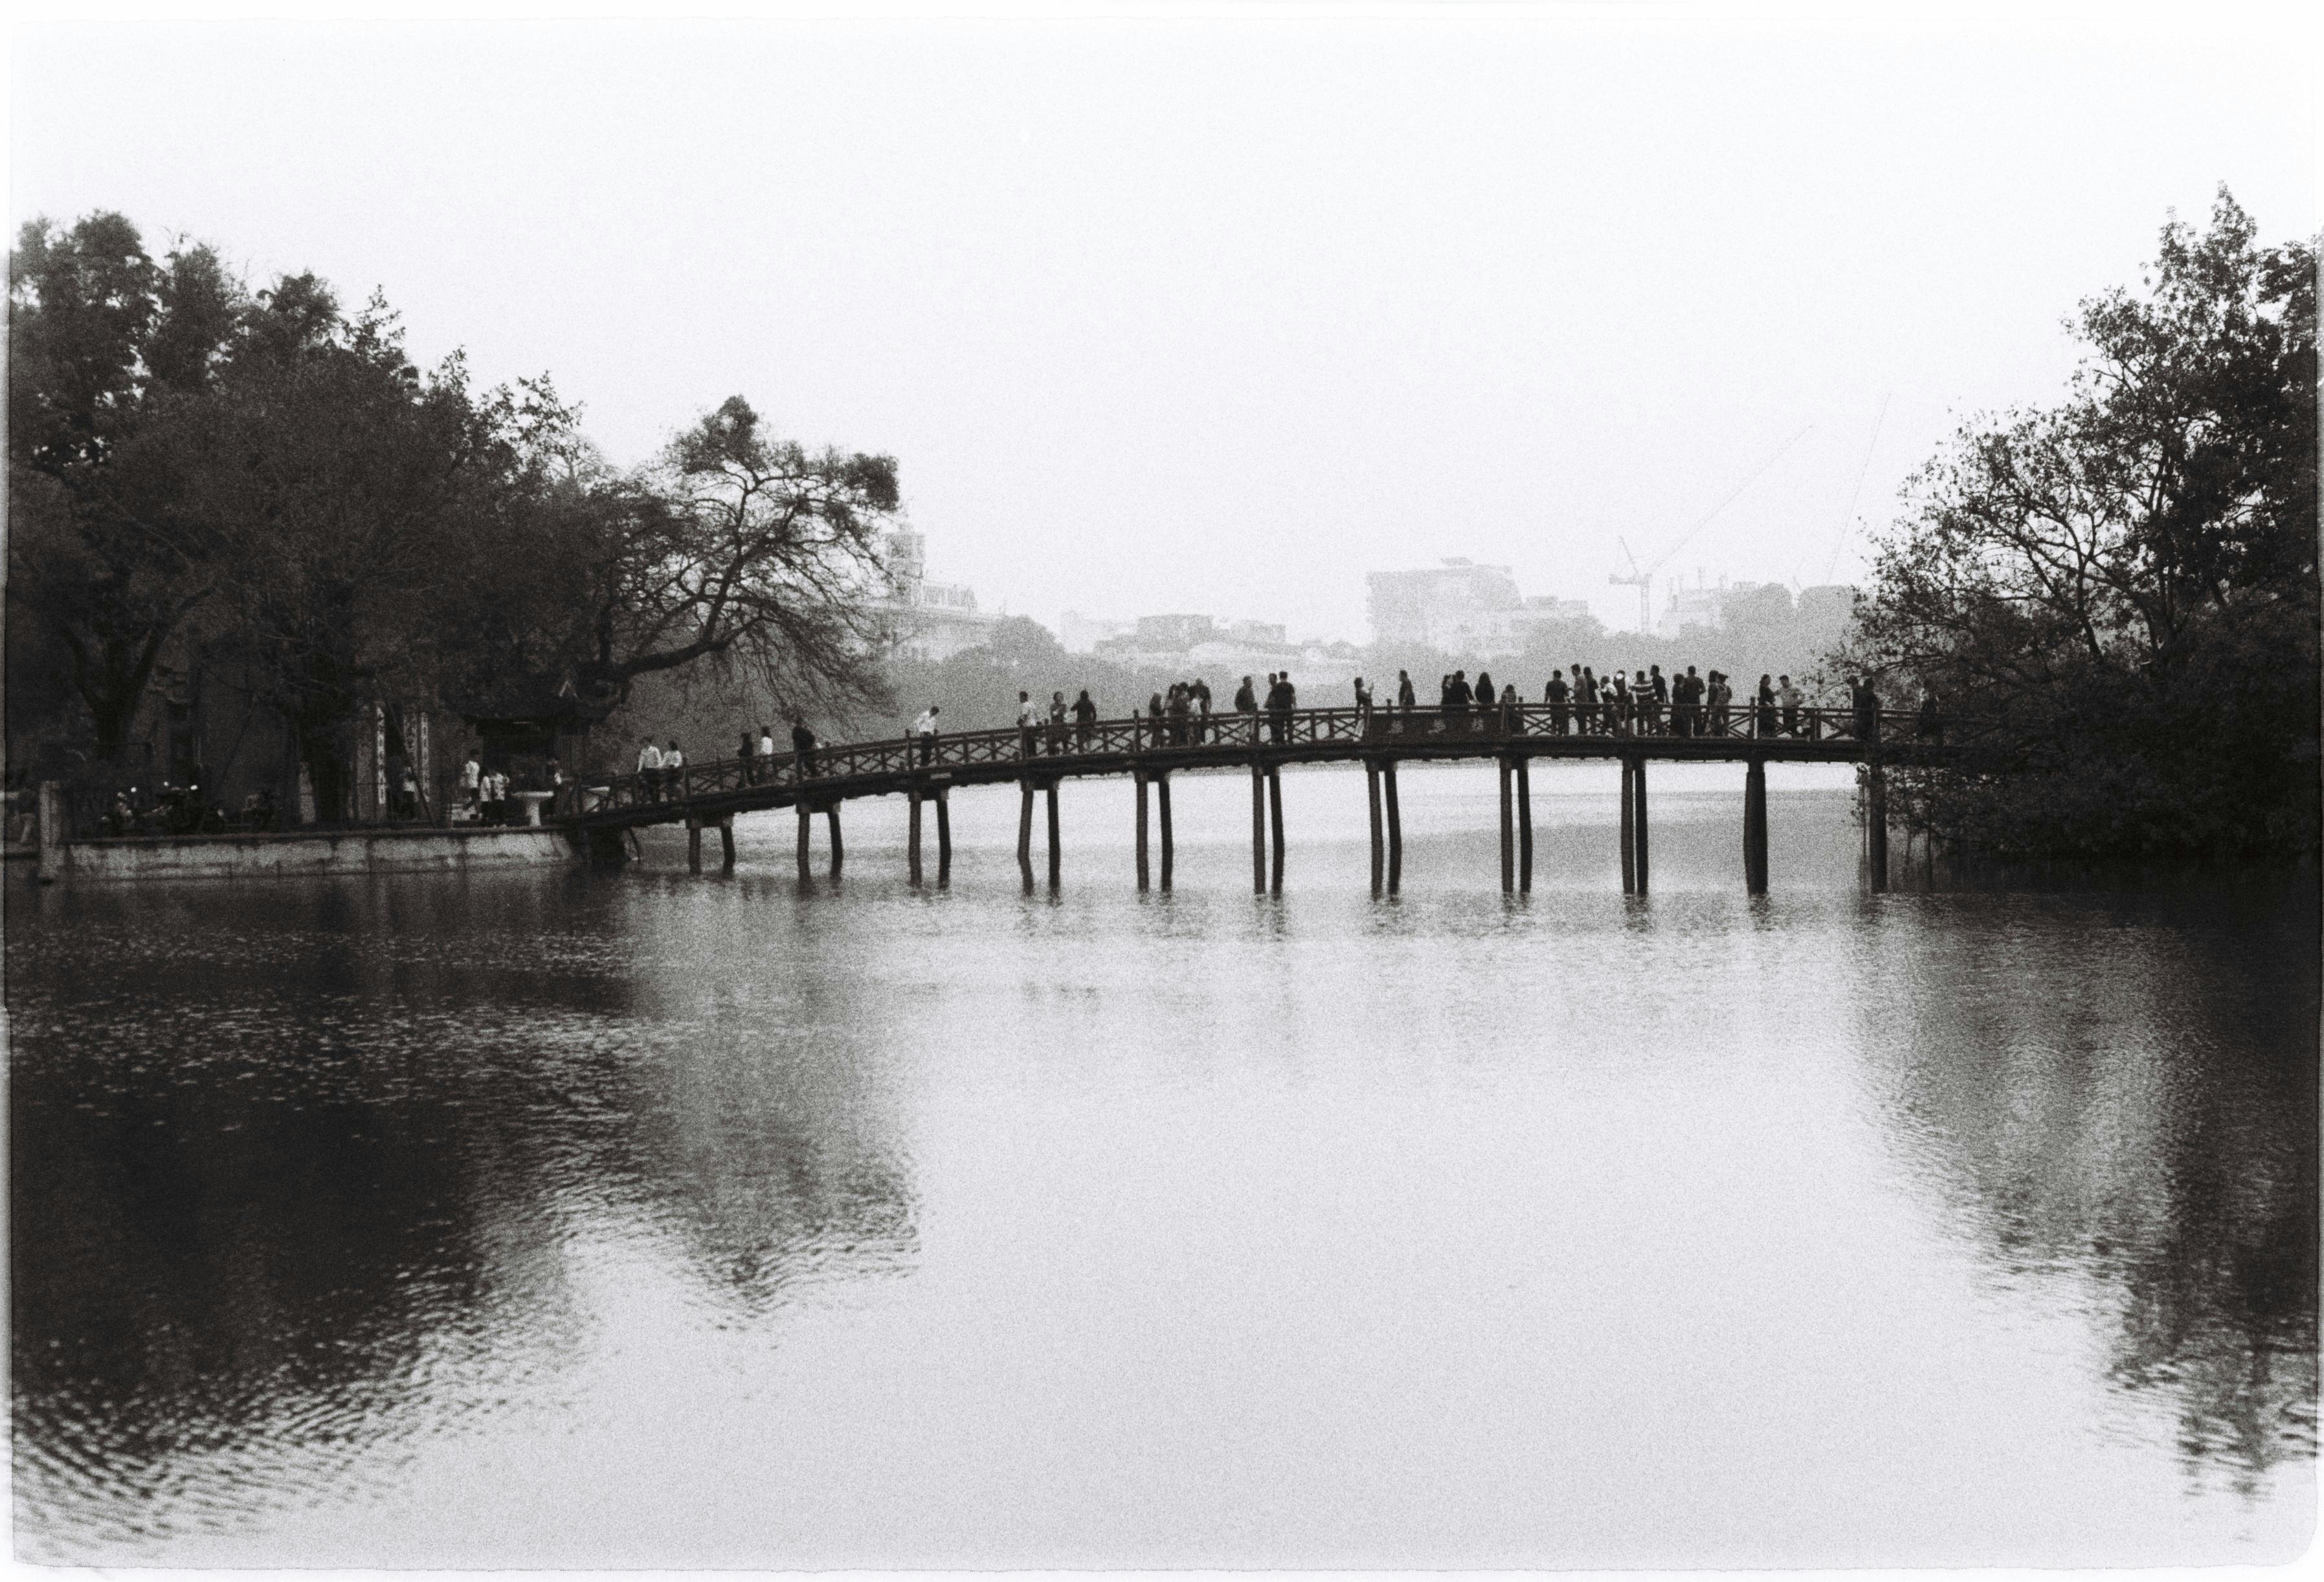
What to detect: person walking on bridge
<box><xmin>1353</xmin><ymin>675</ymin><xmax>1373</xmax><ymax>732</ymax></box>
<box><xmin>792</xmin><ymin>719</ymin><xmax>820</xmax><ymax>779</ymax></box>
<box><xmin>1234</xmin><ymin>675</ymin><xmax>1259</xmax><ymax>744</ymax></box>
<box><xmin>663</xmin><ymin>740</ymin><xmax>686</xmax><ymax>799</ymax></box>
<box><xmin>759</xmin><ymin>724</ymin><xmax>776</xmax><ymax>775</ymax></box>
<box><xmin>1266</xmin><ymin>672</ymin><xmax>1295</xmax><ymax>744</ymax></box>
<box><xmin>1755</xmin><ymin>676</ymin><xmax>1776</xmax><ymax>737</ymax></box>
<box><xmin>1166</xmin><ymin>682</ymin><xmax>1190</xmax><ymax>747</ymax></box>
<box><xmin>1192</xmin><ymin>678</ymin><xmax>1212</xmax><ymax>744</ymax></box>
<box><xmin>1545</xmin><ymin>669</ymin><xmax>1570</xmax><ymax>735</ymax></box>
<box><xmin>911</xmin><ymin>705</ymin><xmax>940</xmax><ymax>766</ymax></box>
<box><xmin>1047</xmin><ymin>691</ymin><xmax>1069</xmax><ymax>755</ymax></box>
<box><xmin>1073</xmin><ymin>689</ymin><xmax>1097</xmax><ymax>751</ymax></box>
<box><xmin>1778</xmin><ymin>674</ymin><xmax>1802</xmax><ymax>737</ymax></box>
<box><xmin>1645</xmin><ymin>665</ymin><xmax>1668</xmax><ymax>735</ymax></box>
<box><xmin>738</xmin><ymin>730</ymin><xmax>757</xmax><ymax>785</ymax></box>
<box><xmin>1016</xmin><ymin>691</ymin><xmax>1039</xmax><ymax>759</ymax></box>
<box><xmin>1396</xmin><ymin>670</ymin><xmax>1415</xmax><ymax>725</ymax></box>
<box><xmin>1851</xmin><ymin>677</ymin><xmax>1882</xmax><ymax>746</ymax></box>
<box><xmin>636</xmin><ymin>739</ymin><xmax>663</xmax><ymax>803</ymax></box>
<box><xmin>1918</xmin><ymin>688</ymin><xmax>1943</xmax><ymax>744</ymax></box>
<box><xmin>1473</xmin><ymin>671</ymin><xmax>1497</xmax><ymax>729</ymax></box>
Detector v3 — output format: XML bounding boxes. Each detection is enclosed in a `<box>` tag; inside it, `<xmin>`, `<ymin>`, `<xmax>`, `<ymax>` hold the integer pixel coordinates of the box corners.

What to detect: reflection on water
<box><xmin>7</xmin><ymin>766</ymin><xmax>2316</xmax><ymax>1566</ymax></box>
<box><xmin>1859</xmin><ymin>890</ymin><xmax>2318</xmax><ymax>1491</ymax></box>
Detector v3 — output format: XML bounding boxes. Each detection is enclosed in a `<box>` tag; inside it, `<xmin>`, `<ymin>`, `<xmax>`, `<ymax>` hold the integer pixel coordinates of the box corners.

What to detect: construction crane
<box><xmin>1607</xmin><ymin>423</ymin><xmax>1815</xmax><ymax>634</ymax></box>
<box><xmin>1609</xmin><ymin>540</ymin><xmax>1655</xmax><ymax>636</ymax></box>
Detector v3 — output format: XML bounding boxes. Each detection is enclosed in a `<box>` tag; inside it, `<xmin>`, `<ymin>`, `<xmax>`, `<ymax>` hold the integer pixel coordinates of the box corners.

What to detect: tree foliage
<box><xmin>1844</xmin><ymin>188</ymin><xmax>2318</xmax><ymax>862</ymax></box>
<box><xmin>6</xmin><ymin>214</ymin><xmax>241</xmax><ymax>763</ymax></box>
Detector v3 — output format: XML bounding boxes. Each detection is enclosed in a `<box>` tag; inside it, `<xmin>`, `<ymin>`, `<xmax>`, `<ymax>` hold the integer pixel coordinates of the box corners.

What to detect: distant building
<box><xmin>878</xmin><ymin>527</ymin><xmax>1001</xmax><ymax>662</ymax></box>
<box><xmin>1507</xmin><ymin>595</ymin><xmax>1596</xmax><ymax>649</ymax></box>
<box><xmin>1134</xmin><ymin>614</ymin><xmax>1218</xmax><ymax>651</ymax></box>
<box><xmin>1366</xmin><ymin>559</ymin><xmax>1525</xmax><ymax>651</ymax></box>
<box><xmin>1058</xmin><ymin>610</ymin><xmax>1134</xmax><ymax>654</ymax></box>
<box><xmin>1655</xmin><ymin>575</ymin><xmax>1733</xmax><ymax>638</ymax></box>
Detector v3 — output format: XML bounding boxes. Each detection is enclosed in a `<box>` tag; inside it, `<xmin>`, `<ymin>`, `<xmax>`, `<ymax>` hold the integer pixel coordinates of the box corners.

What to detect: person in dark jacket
<box><xmin>1073</xmin><ymin>688</ymin><xmax>1098</xmax><ymax>751</ymax></box>
<box><xmin>1851</xmin><ymin>677</ymin><xmax>1882</xmax><ymax>744</ymax></box>
<box><xmin>1545</xmin><ymin>669</ymin><xmax>1570</xmax><ymax>735</ymax></box>
<box><xmin>792</xmin><ymin>719</ymin><xmax>819</xmax><ymax>778</ymax></box>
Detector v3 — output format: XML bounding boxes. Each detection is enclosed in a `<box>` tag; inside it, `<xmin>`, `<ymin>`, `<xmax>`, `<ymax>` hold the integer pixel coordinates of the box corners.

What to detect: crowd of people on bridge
<box><xmin>620</xmin><ymin>667</ymin><xmax>1928</xmax><ymax>803</ymax></box>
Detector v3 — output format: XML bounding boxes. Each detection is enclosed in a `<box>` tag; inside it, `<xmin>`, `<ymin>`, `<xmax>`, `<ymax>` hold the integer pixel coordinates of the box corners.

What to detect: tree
<box><xmin>1844</xmin><ymin>188</ymin><xmax>2318</xmax><ymax>862</ymax></box>
<box><xmin>560</xmin><ymin>396</ymin><xmax>901</xmax><ymax>724</ymax></box>
<box><xmin>177</xmin><ymin>282</ymin><xmax>572</xmax><ymax>821</ymax></box>
<box><xmin>6</xmin><ymin>213</ymin><xmax>241</xmax><ymax>765</ymax></box>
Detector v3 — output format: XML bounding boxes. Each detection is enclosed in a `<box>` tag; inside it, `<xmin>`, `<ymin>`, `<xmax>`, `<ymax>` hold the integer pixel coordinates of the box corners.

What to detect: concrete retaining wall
<box><xmin>47</xmin><ymin>825</ymin><xmax>577</xmax><ymax>883</ymax></box>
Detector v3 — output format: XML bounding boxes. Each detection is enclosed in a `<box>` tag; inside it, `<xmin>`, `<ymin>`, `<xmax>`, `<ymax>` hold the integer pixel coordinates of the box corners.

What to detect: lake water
<box><xmin>8</xmin><ymin>761</ymin><xmax>2316</xmax><ymax>1566</ymax></box>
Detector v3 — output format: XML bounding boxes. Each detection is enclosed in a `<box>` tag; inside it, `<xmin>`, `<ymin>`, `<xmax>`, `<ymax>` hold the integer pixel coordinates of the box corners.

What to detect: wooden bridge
<box><xmin>568</xmin><ymin>703</ymin><xmax>1947</xmax><ymax>895</ymax></box>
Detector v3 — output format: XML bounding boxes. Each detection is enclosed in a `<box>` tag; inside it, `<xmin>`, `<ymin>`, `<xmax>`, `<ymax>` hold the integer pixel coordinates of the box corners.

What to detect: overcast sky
<box><xmin>12</xmin><ymin>8</ymin><xmax>2316</xmax><ymax>642</ymax></box>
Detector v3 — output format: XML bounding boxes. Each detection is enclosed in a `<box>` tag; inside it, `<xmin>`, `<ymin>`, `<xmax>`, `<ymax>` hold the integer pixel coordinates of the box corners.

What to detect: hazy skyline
<box><xmin>12</xmin><ymin>10</ymin><xmax>2315</xmax><ymax>641</ymax></box>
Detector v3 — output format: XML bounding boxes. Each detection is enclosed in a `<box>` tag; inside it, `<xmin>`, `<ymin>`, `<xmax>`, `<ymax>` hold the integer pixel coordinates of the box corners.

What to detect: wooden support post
<box><xmin>719</xmin><ymin>816</ymin><xmax>736</xmax><ymax>872</ymax></box>
<box><xmin>687</xmin><ymin>818</ymin><xmax>703</xmax><ymax>875</ymax></box>
<box><xmin>1632</xmin><ymin>757</ymin><xmax>1649</xmax><ymax>895</ymax></box>
<box><xmin>1383</xmin><ymin>759</ymin><xmax>1403</xmax><ymax>895</ymax></box>
<box><xmin>935</xmin><ymin>789</ymin><xmax>952</xmax><ymax>888</ymax></box>
<box><xmin>1134</xmin><ymin>770</ymin><xmax>1150</xmax><ymax>891</ymax></box>
<box><xmin>1515</xmin><ymin>757</ymin><xmax>1533</xmax><ymax>893</ymax></box>
<box><xmin>1266</xmin><ymin>766</ymin><xmax>1285</xmax><ymax>893</ymax></box>
<box><xmin>797</xmin><ymin>801</ymin><xmax>812</xmax><ymax>880</ymax></box>
<box><xmin>827</xmin><ymin>803</ymin><xmax>844</xmax><ymax>878</ymax></box>
<box><xmin>1251</xmin><ymin>763</ymin><xmax>1268</xmax><ymax>894</ymax></box>
<box><xmin>1018</xmin><ymin>777</ymin><xmax>1036</xmax><ymax>891</ymax></box>
<box><xmin>1365</xmin><ymin>760</ymin><xmax>1385</xmax><ymax>895</ymax></box>
<box><xmin>1498</xmin><ymin>757</ymin><xmax>1515</xmax><ymax>894</ymax></box>
<box><xmin>1045</xmin><ymin>778</ymin><xmax>1062</xmax><ymax>891</ymax></box>
<box><xmin>1619</xmin><ymin>759</ymin><xmax>1637</xmax><ymax>894</ymax></box>
<box><xmin>1866</xmin><ymin>762</ymin><xmax>1889</xmax><ymax>893</ymax></box>
<box><xmin>1744</xmin><ymin>757</ymin><xmax>1769</xmax><ymax>895</ymax></box>
<box><xmin>908</xmin><ymin>787</ymin><xmax>924</xmax><ymax>887</ymax></box>
<box><xmin>1157</xmin><ymin>773</ymin><xmax>1174</xmax><ymax>891</ymax></box>
<box><xmin>36</xmin><ymin>781</ymin><xmax>63</xmax><ymax>885</ymax></box>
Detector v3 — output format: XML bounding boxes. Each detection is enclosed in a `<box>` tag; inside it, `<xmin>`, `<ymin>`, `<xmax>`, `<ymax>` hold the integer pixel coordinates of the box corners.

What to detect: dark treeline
<box><xmin>6</xmin><ymin>212</ymin><xmax>900</xmax><ymax>816</ymax></box>
<box><xmin>1842</xmin><ymin>189</ymin><xmax>2318</xmax><ymax>865</ymax></box>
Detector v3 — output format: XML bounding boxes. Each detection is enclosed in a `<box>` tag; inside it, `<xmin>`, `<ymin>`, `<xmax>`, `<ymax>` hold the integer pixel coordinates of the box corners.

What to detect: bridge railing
<box><xmin>575</xmin><ymin>704</ymin><xmax>1942</xmax><ymax>819</ymax></box>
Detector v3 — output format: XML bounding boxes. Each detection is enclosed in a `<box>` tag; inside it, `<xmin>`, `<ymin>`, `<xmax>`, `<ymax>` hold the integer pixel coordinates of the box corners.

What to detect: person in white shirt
<box><xmin>1016</xmin><ymin>691</ymin><xmax>1039</xmax><ymax>759</ymax></box>
<box><xmin>757</xmin><ymin>725</ymin><xmax>776</xmax><ymax>781</ymax></box>
<box><xmin>662</xmin><ymin>740</ymin><xmax>685</xmax><ymax>799</ymax></box>
<box><xmin>460</xmin><ymin>755</ymin><xmax>482</xmax><ymax>815</ymax></box>
<box><xmin>1777</xmin><ymin>674</ymin><xmax>1804</xmax><ymax>737</ymax></box>
<box><xmin>636</xmin><ymin>739</ymin><xmax>663</xmax><ymax>802</ymax></box>
<box><xmin>912</xmin><ymin>706</ymin><xmax>940</xmax><ymax>767</ymax></box>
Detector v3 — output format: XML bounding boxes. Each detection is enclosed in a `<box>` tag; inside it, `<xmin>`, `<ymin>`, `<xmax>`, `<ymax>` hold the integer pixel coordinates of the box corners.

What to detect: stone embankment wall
<box><xmin>38</xmin><ymin>816</ymin><xmax>577</xmax><ymax>884</ymax></box>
